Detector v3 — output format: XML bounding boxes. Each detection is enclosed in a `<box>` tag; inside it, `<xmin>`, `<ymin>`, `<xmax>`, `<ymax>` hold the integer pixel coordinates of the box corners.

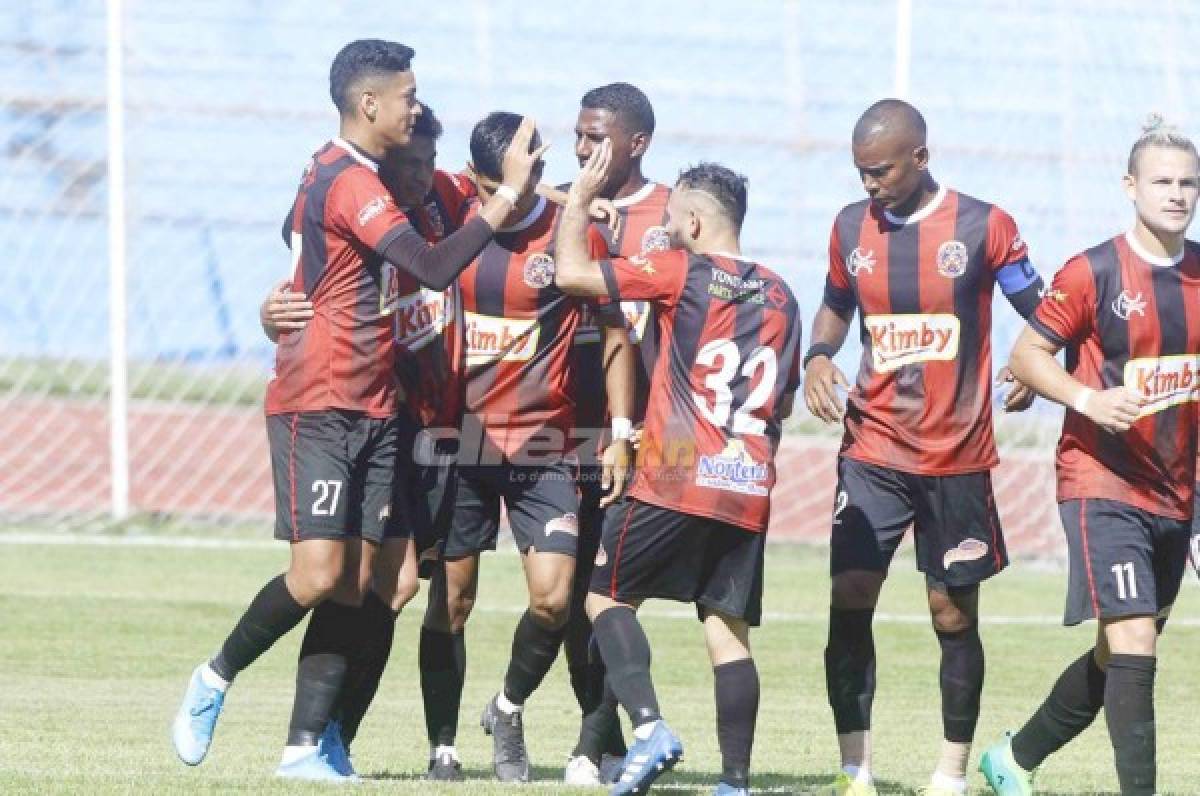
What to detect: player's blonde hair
<box><xmin>1127</xmin><ymin>113</ymin><xmax>1198</xmax><ymax>175</ymax></box>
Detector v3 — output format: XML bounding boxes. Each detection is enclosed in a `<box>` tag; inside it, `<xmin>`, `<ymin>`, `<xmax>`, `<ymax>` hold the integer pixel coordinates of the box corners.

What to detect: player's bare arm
<box><xmin>803</xmin><ymin>302</ymin><xmax>853</xmax><ymax>424</ymax></box>
<box><xmin>259</xmin><ymin>280</ymin><xmax>314</xmax><ymax>343</ymax></box>
<box><xmin>600</xmin><ymin>322</ymin><xmax>635</xmax><ymax>507</ymax></box>
<box><xmin>536</xmin><ymin>183</ymin><xmax>622</xmax><ymax>238</ymax></box>
<box><xmin>555</xmin><ymin>138</ymin><xmax>613</xmax><ymax>298</ymax></box>
<box><xmin>1008</xmin><ymin>324</ymin><xmax>1145</xmax><ymax>433</ymax></box>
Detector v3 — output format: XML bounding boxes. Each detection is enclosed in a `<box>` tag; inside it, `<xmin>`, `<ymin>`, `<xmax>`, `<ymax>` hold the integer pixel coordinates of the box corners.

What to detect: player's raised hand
<box><xmin>600</xmin><ymin>437</ymin><xmax>633</xmax><ymax>508</ymax></box>
<box><xmin>588</xmin><ymin>196</ymin><xmax>622</xmax><ymax>238</ymax></box>
<box><xmin>996</xmin><ymin>364</ymin><xmax>1035</xmax><ymax>413</ymax></box>
<box><xmin>804</xmin><ymin>355</ymin><xmax>850</xmax><ymax>424</ymax></box>
<box><xmin>260</xmin><ymin>279</ymin><xmax>313</xmax><ymax>342</ymax></box>
<box><xmin>569</xmin><ymin>137</ymin><xmax>612</xmax><ymax>205</ymax></box>
<box><xmin>1080</xmin><ymin>386</ymin><xmax>1146</xmax><ymax>433</ymax></box>
<box><xmin>500</xmin><ymin>116</ymin><xmax>551</xmax><ymax>197</ymax></box>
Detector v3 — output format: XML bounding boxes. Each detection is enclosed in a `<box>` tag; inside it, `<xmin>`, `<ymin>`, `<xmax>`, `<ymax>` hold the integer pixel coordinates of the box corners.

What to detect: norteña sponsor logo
<box><xmin>1124</xmin><ymin>354</ymin><xmax>1200</xmax><ymax>416</ymax></box>
<box><xmin>696</xmin><ymin>439</ymin><xmax>769</xmax><ymax>497</ymax></box>
<box><xmin>864</xmin><ymin>313</ymin><xmax>960</xmax><ymax>372</ymax></box>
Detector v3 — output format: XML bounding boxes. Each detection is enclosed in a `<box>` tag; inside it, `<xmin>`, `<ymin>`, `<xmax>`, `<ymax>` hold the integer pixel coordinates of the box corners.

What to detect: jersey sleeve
<box><xmin>597</xmin><ymin>249</ymin><xmax>689</xmax><ymax>308</ymax></box>
<box><xmin>1027</xmin><ymin>254</ymin><xmax>1095</xmax><ymax>348</ymax></box>
<box><xmin>328</xmin><ymin>166</ymin><xmax>414</xmax><ymax>253</ymax></box>
<box><xmin>987</xmin><ymin>207</ymin><xmax>1044</xmax><ymax>317</ymax></box>
<box><xmin>436</xmin><ymin>170</ymin><xmax>476</xmax><ymax>228</ymax></box>
<box><xmin>823</xmin><ymin>220</ymin><xmax>857</xmax><ymax>315</ymax></box>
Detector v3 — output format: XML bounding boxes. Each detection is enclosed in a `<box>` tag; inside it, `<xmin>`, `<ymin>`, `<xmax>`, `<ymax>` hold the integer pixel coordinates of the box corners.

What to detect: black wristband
<box><xmin>803</xmin><ymin>343</ymin><xmax>838</xmax><ymax>369</ymax></box>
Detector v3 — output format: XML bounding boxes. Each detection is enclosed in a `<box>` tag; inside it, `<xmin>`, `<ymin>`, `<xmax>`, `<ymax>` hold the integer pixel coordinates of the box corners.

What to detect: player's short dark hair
<box><xmin>329</xmin><ymin>39</ymin><xmax>415</xmax><ymax>116</ymax></box>
<box><xmin>581</xmin><ymin>82</ymin><xmax>656</xmax><ymax>135</ymax></box>
<box><xmin>470</xmin><ymin>111</ymin><xmax>541</xmax><ymax>181</ymax></box>
<box><xmin>412</xmin><ymin>103</ymin><xmax>443</xmax><ymax>140</ymax></box>
<box><xmin>676</xmin><ymin>162</ymin><xmax>748</xmax><ymax>230</ymax></box>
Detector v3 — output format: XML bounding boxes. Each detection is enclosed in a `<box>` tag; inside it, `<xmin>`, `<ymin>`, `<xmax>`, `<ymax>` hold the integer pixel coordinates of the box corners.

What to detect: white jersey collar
<box><xmin>613</xmin><ymin>180</ymin><xmax>660</xmax><ymax>208</ymax></box>
<box><xmin>884</xmin><ymin>184</ymin><xmax>947</xmax><ymax>226</ymax></box>
<box><xmin>331</xmin><ymin>137</ymin><xmax>379</xmax><ymax>172</ymax></box>
<box><xmin>1124</xmin><ymin>230</ymin><xmax>1185</xmax><ymax>267</ymax></box>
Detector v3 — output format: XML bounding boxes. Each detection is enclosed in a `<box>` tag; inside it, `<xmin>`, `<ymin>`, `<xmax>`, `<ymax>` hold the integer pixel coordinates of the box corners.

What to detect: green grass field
<box><xmin>1</xmin><ymin>538</ymin><xmax>1197</xmax><ymax>795</ymax></box>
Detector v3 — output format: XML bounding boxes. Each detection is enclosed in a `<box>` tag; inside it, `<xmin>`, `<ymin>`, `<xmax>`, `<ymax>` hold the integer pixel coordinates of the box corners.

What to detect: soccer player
<box><xmin>416</xmin><ymin>111</ymin><xmax>635</xmax><ymax>783</ymax></box>
<box><xmin>557</xmin><ymin>145</ymin><xmax>805</xmax><ymax>796</ymax></box>
<box><xmin>561</xmin><ymin>82</ymin><xmax>672</xmax><ymax>787</ymax></box>
<box><xmin>170</xmin><ymin>40</ymin><xmax>544</xmax><ymax>781</ymax></box>
<box><xmin>803</xmin><ymin>99</ymin><xmax>1044</xmax><ymax>796</ymax></box>
<box><xmin>261</xmin><ymin>102</ymin><xmax>474</xmax><ymax>761</ymax></box>
<box><xmin>979</xmin><ymin>119</ymin><xmax>1200</xmax><ymax>796</ymax></box>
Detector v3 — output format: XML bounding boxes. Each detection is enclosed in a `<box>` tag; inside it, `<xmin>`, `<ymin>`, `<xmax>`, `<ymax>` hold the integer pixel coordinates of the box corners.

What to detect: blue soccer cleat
<box><xmin>715</xmin><ymin>782</ymin><xmax>749</xmax><ymax>795</ymax></box>
<box><xmin>610</xmin><ymin>720</ymin><xmax>683</xmax><ymax>795</ymax></box>
<box><xmin>275</xmin><ymin>745</ymin><xmax>361</xmax><ymax>783</ymax></box>
<box><xmin>979</xmin><ymin>732</ymin><xmax>1035</xmax><ymax>795</ymax></box>
<box><xmin>319</xmin><ymin>719</ymin><xmax>356</xmax><ymax>778</ymax></box>
<box><xmin>171</xmin><ymin>663</ymin><xmax>226</xmax><ymax>766</ymax></box>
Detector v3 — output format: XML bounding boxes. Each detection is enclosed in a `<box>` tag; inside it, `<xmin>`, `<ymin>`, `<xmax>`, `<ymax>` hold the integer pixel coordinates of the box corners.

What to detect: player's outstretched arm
<box><xmin>555</xmin><ymin>139</ymin><xmax>613</xmax><ymax>298</ymax></box>
<box><xmin>1009</xmin><ymin>325</ymin><xmax>1145</xmax><ymax>433</ymax></box>
<box><xmin>379</xmin><ymin>117</ymin><xmax>549</xmax><ymax>291</ymax></box>
<box><xmin>259</xmin><ymin>279</ymin><xmax>313</xmax><ymax>343</ymax></box>
<box><xmin>803</xmin><ymin>303</ymin><xmax>853</xmax><ymax>423</ymax></box>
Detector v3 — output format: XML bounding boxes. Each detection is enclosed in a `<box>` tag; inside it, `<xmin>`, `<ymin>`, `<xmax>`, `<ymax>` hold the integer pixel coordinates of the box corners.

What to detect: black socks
<box><xmin>210</xmin><ymin>574</ymin><xmax>308</xmax><ymax>682</ymax></box>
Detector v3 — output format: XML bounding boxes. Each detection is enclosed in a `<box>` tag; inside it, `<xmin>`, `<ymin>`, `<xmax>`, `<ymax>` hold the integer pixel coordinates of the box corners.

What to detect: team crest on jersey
<box><xmin>1111</xmin><ymin>290</ymin><xmax>1146</xmax><ymax>320</ymax></box>
<box><xmin>696</xmin><ymin>440</ymin><xmax>769</xmax><ymax>497</ymax></box>
<box><xmin>423</xmin><ymin>201</ymin><xmax>446</xmax><ymax>238</ymax></box>
<box><xmin>358</xmin><ymin>195</ymin><xmax>389</xmax><ymax>227</ymax></box>
<box><xmin>641</xmin><ymin>225</ymin><xmax>671</xmax><ymax>252</ymax></box>
<box><xmin>523</xmin><ymin>253</ymin><xmax>556</xmax><ymax>289</ymax></box>
<box><xmin>936</xmin><ymin>240</ymin><xmax>969</xmax><ymax>278</ymax></box>
<box><xmin>1123</xmin><ymin>354</ymin><xmax>1200</xmax><ymax>416</ymax></box>
<box><xmin>846</xmin><ymin>247</ymin><xmax>875</xmax><ymax>277</ymax></box>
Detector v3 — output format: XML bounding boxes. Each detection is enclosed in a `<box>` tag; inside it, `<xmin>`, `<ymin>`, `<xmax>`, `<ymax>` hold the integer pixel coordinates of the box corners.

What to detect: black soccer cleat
<box><xmin>480</xmin><ymin>693</ymin><xmax>530</xmax><ymax>782</ymax></box>
<box><xmin>426</xmin><ymin>749</ymin><xmax>464</xmax><ymax>781</ymax></box>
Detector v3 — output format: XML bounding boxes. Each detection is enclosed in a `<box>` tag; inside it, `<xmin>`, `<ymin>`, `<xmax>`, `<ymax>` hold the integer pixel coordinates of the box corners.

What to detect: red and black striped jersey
<box><xmin>571</xmin><ymin>181</ymin><xmax>672</xmax><ymax>433</ymax></box>
<box><xmin>824</xmin><ymin>187</ymin><xmax>1031</xmax><ymax>475</ymax></box>
<box><xmin>267</xmin><ymin>138</ymin><xmax>415</xmax><ymax>418</ymax></box>
<box><xmin>459</xmin><ymin>198</ymin><xmax>609</xmax><ymax>460</ymax></box>
<box><xmin>1029</xmin><ymin>233</ymin><xmax>1200</xmax><ymax>520</ymax></box>
<box><xmin>598</xmin><ymin>249</ymin><xmax>803</xmax><ymax>533</ymax></box>
<box><xmin>388</xmin><ymin>170</ymin><xmax>474</xmax><ymax>427</ymax></box>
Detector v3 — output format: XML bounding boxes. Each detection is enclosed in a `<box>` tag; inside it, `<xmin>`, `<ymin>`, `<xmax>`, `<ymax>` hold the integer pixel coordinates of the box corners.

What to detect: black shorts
<box><xmin>444</xmin><ymin>461</ymin><xmax>580</xmax><ymax>558</ymax></box>
<box><xmin>389</xmin><ymin>413</ymin><xmax>459</xmax><ymax>574</ymax></box>
<box><xmin>1060</xmin><ymin>498</ymin><xmax>1192</xmax><ymax>626</ymax></box>
<box><xmin>589</xmin><ymin>498</ymin><xmax>766</xmax><ymax>626</ymax></box>
<box><xmin>267</xmin><ymin>410</ymin><xmax>397</xmax><ymax>544</ymax></box>
<box><xmin>573</xmin><ymin>465</ymin><xmax>608</xmax><ymax>595</ymax></box>
<box><xmin>829</xmin><ymin>457</ymin><xmax>1007</xmax><ymax>588</ymax></box>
